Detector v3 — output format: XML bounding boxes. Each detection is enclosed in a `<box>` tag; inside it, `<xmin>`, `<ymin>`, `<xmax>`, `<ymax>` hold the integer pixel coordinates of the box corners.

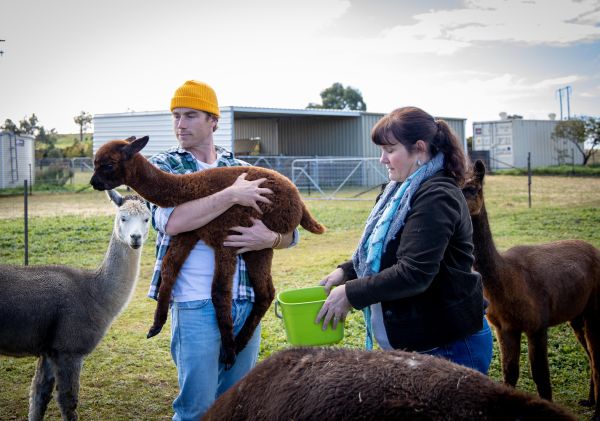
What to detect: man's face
<box><xmin>172</xmin><ymin>107</ymin><xmax>216</xmax><ymax>149</ymax></box>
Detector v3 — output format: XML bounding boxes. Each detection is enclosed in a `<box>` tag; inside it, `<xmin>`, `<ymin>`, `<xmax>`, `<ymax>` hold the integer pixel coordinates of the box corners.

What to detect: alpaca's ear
<box><xmin>474</xmin><ymin>160</ymin><xmax>486</xmax><ymax>181</ymax></box>
<box><xmin>123</xmin><ymin>136</ymin><xmax>149</xmax><ymax>159</ymax></box>
<box><xmin>106</xmin><ymin>189</ymin><xmax>124</xmax><ymax>207</ymax></box>
<box><xmin>125</xmin><ymin>136</ymin><xmax>136</xmax><ymax>143</ymax></box>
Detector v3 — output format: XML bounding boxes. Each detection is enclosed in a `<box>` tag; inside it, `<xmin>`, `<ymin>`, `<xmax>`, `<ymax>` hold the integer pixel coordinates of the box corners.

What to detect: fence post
<box><xmin>527</xmin><ymin>152</ymin><xmax>532</xmax><ymax>209</ymax></box>
<box><xmin>29</xmin><ymin>163</ymin><xmax>32</xmax><ymax>195</ymax></box>
<box><xmin>24</xmin><ymin>179</ymin><xmax>29</xmax><ymax>265</ymax></box>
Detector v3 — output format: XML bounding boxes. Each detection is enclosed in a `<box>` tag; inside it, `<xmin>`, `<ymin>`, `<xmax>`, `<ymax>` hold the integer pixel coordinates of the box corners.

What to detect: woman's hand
<box><xmin>224</xmin><ymin>218</ymin><xmax>277</xmax><ymax>254</ymax></box>
<box><xmin>319</xmin><ymin>267</ymin><xmax>345</xmax><ymax>295</ymax></box>
<box><xmin>315</xmin><ymin>284</ymin><xmax>352</xmax><ymax>330</ymax></box>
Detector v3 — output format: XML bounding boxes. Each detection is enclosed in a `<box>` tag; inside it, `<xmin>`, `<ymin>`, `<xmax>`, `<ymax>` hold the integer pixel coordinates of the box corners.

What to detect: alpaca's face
<box><xmin>462</xmin><ymin>181</ymin><xmax>483</xmax><ymax>216</ymax></box>
<box><xmin>91</xmin><ymin>136</ymin><xmax>149</xmax><ymax>191</ymax></box>
<box><xmin>114</xmin><ymin>198</ymin><xmax>151</xmax><ymax>250</ymax></box>
<box><xmin>462</xmin><ymin>161</ymin><xmax>486</xmax><ymax>216</ymax></box>
<box><xmin>91</xmin><ymin>140</ymin><xmax>130</xmax><ymax>190</ymax></box>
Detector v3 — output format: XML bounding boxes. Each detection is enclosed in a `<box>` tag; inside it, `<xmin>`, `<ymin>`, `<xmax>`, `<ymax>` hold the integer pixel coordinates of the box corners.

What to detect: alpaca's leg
<box><xmin>527</xmin><ymin>328</ymin><xmax>552</xmax><ymax>400</ymax></box>
<box><xmin>28</xmin><ymin>355</ymin><xmax>55</xmax><ymax>421</ymax></box>
<box><xmin>211</xmin><ymin>247</ymin><xmax>238</xmax><ymax>369</ymax></box>
<box><xmin>584</xmin><ymin>315</ymin><xmax>600</xmax><ymax>420</ymax></box>
<box><xmin>233</xmin><ymin>249</ymin><xmax>275</xmax><ymax>354</ymax></box>
<box><xmin>49</xmin><ymin>353</ymin><xmax>83</xmax><ymax>421</ymax></box>
<box><xmin>570</xmin><ymin>316</ymin><xmax>595</xmax><ymax>407</ymax></box>
<box><xmin>498</xmin><ymin>328</ymin><xmax>522</xmax><ymax>388</ymax></box>
<box><xmin>148</xmin><ymin>232</ymin><xmax>198</xmax><ymax>338</ymax></box>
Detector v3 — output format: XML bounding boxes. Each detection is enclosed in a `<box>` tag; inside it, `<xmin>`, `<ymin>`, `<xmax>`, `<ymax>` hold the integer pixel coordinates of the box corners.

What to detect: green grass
<box><xmin>1</xmin><ymin>175</ymin><xmax>600</xmax><ymax>419</ymax></box>
<box><xmin>494</xmin><ymin>164</ymin><xmax>600</xmax><ymax>177</ymax></box>
<box><xmin>55</xmin><ymin>133</ymin><xmax>92</xmax><ymax>149</ymax></box>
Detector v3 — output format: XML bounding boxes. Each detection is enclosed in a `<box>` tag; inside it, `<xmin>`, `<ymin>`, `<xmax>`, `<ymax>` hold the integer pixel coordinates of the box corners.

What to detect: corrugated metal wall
<box><xmin>360</xmin><ymin>113</ymin><xmax>385</xmax><ymax>158</ymax></box>
<box><xmin>93</xmin><ymin>109</ymin><xmax>467</xmax><ymax>160</ymax></box>
<box><xmin>94</xmin><ymin>110</ymin><xmax>234</xmax><ymax>157</ymax></box>
<box><xmin>278</xmin><ymin>117</ymin><xmax>362</xmax><ymax>156</ymax></box>
<box><xmin>234</xmin><ymin>119</ymin><xmax>278</xmax><ymax>155</ymax></box>
<box><xmin>0</xmin><ymin>132</ymin><xmax>35</xmax><ymax>188</ymax></box>
<box><xmin>511</xmin><ymin>120</ymin><xmax>572</xmax><ymax>167</ymax></box>
<box><xmin>93</xmin><ymin>112</ymin><xmax>175</xmax><ymax>157</ymax></box>
<box><xmin>215</xmin><ymin>108</ymin><xmax>234</xmax><ymax>151</ymax></box>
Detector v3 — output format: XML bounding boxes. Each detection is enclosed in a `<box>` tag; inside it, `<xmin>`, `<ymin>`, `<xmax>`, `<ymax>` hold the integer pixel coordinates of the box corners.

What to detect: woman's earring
<box><xmin>416</xmin><ymin>159</ymin><xmax>422</xmax><ymax>166</ymax></box>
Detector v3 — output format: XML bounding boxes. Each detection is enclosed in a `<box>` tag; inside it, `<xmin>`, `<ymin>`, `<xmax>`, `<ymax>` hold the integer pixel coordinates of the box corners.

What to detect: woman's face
<box><xmin>379</xmin><ymin>140</ymin><xmax>419</xmax><ymax>182</ymax></box>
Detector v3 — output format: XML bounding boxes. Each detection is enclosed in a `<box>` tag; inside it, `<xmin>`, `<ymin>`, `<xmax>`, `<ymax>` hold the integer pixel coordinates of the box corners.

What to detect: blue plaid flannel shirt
<box><xmin>147</xmin><ymin>145</ymin><xmax>255</xmax><ymax>302</ymax></box>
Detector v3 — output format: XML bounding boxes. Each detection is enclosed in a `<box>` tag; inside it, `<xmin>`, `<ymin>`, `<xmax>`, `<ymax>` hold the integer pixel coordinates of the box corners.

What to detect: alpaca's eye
<box><xmin>144</xmin><ymin>218</ymin><xmax>149</xmax><ymax>223</ymax></box>
<box><xmin>121</xmin><ymin>217</ymin><xmax>126</xmax><ymax>222</ymax></box>
<box><xmin>103</xmin><ymin>163</ymin><xmax>114</xmax><ymax>170</ymax></box>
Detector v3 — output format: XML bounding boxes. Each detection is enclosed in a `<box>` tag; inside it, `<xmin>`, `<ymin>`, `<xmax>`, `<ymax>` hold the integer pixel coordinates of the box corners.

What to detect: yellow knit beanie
<box><xmin>170</xmin><ymin>80</ymin><xmax>220</xmax><ymax>117</ymax></box>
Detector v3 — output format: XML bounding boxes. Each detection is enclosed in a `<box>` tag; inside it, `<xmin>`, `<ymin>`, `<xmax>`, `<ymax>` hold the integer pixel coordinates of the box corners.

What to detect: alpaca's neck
<box><xmin>94</xmin><ymin>232</ymin><xmax>142</xmax><ymax>317</ymax></box>
<box><xmin>124</xmin><ymin>154</ymin><xmax>210</xmax><ymax>207</ymax></box>
<box><xmin>471</xmin><ymin>202</ymin><xmax>506</xmax><ymax>295</ymax></box>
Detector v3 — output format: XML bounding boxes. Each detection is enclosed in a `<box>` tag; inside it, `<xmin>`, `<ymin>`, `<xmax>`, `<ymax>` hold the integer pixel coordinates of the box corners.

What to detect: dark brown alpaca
<box><xmin>90</xmin><ymin>136</ymin><xmax>325</xmax><ymax>366</ymax></box>
<box><xmin>203</xmin><ymin>347</ymin><xmax>576</xmax><ymax>420</ymax></box>
<box><xmin>463</xmin><ymin>159</ymin><xmax>600</xmax><ymax>420</ymax></box>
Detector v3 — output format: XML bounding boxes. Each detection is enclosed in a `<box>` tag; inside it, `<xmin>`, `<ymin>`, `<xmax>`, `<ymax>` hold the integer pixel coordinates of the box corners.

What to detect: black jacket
<box><xmin>341</xmin><ymin>172</ymin><xmax>484</xmax><ymax>352</ymax></box>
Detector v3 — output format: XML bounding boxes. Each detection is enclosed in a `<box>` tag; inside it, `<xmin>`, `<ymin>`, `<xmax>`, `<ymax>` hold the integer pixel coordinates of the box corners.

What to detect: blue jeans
<box><xmin>170</xmin><ymin>299</ymin><xmax>261</xmax><ymax>421</ymax></box>
<box><xmin>420</xmin><ymin>316</ymin><xmax>493</xmax><ymax>375</ymax></box>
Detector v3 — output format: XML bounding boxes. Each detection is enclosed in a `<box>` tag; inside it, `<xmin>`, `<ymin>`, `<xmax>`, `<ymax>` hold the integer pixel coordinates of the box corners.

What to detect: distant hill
<box><xmin>56</xmin><ymin>133</ymin><xmax>92</xmax><ymax>149</ymax></box>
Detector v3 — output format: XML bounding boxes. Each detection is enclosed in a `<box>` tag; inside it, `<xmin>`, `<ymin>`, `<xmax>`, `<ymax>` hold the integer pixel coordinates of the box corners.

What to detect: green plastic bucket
<box><xmin>275</xmin><ymin>286</ymin><xmax>344</xmax><ymax>346</ymax></box>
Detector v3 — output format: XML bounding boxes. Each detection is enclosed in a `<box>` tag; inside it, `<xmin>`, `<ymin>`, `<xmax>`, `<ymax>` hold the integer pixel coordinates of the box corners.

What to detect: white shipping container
<box><xmin>0</xmin><ymin>132</ymin><xmax>35</xmax><ymax>188</ymax></box>
<box><xmin>472</xmin><ymin>119</ymin><xmax>572</xmax><ymax>170</ymax></box>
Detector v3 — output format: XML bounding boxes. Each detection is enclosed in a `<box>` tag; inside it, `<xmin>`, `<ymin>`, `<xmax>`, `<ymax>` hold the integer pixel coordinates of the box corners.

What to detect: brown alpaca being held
<box><xmin>463</xmin><ymin>159</ymin><xmax>600</xmax><ymax>421</ymax></box>
<box><xmin>90</xmin><ymin>136</ymin><xmax>325</xmax><ymax>367</ymax></box>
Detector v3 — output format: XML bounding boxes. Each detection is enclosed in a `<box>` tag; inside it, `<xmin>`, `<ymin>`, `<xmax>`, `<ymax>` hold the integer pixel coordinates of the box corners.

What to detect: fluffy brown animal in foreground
<box><xmin>203</xmin><ymin>347</ymin><xmax>576</xmax><ymax>420</ymax></box>
<box><xmin>463</xmin><ymin>160</ymin><xmax>600</xmax><ymax>420</ymax></box>
<box><xmin>90</xmin><ymin>136</ymin><xmax>325</xmax><ymax>366</ymax></box>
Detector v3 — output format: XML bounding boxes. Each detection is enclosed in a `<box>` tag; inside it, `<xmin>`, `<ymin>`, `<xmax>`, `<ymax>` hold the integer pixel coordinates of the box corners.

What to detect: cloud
<box><xmin>353</xmin><ymin>0</ymin><xmax>600</xmax><ymax>56</ymax></box>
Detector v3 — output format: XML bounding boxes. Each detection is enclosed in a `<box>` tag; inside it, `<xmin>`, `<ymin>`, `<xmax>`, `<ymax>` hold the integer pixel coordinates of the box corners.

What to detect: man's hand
<box><xmin>228</xmin><ymin>173</ymin><xmax>273</xmax><ymax>213</ymax></box>
<box><xmin>224</xmin><ymin>218</ymin><xmax>277</xmax><ymax>254</ymax></box>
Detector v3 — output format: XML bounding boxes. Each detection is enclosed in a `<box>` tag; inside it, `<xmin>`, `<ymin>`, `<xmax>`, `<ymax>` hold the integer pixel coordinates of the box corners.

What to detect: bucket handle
<box><xmin>274</xmin><ymin>301</ymin><xmax>283</xmax><ymax>319</ymax></box>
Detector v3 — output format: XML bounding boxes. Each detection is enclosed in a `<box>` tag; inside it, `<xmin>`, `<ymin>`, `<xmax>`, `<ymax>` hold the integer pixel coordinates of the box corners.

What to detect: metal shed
<box><xmin>472</xmin><ymin>117</ymin><xmax>573</xmax><ymax>170</ymax></box>
<box><xmin>94</xmin><ymin>107</ymin><xmax>466</xmax><ymax>158</ymax></box>
<box><xmin>0</xmin><ymin>131</ymin><xmax>35</xmax><ymax>188</ymax></box>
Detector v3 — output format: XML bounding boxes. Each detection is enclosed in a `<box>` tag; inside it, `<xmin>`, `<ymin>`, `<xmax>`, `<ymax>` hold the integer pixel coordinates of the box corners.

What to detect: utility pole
<box><xmin>556</xmin><ymin>86</ymin><xmax>573</xmax><ymax>120</ymax></box>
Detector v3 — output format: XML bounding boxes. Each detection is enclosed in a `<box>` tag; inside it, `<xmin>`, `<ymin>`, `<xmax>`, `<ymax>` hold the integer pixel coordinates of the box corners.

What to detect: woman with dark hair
<box><xmin>316</xmin><ymin>106</ymin><xmax>493</xmax><ymax>374</ymax></box>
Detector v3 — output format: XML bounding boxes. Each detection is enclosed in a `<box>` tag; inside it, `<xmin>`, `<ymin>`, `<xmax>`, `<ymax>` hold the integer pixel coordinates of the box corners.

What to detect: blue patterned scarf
<box><xmin>352</xmin><ymin>152</ymin><xmax>444</xmax><ymax>349</ymax></box>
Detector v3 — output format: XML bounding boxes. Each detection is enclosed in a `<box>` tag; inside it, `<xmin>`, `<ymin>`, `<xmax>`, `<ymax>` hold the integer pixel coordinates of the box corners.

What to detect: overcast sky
<box><xmin>1</xmin><ymin>0</ymin><xmax>599</xmax><ymax>137</ymax></box>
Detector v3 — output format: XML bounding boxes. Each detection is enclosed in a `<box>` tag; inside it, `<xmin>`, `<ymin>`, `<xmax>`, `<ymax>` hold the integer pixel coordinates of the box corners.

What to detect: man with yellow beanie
<box><xmin>147</xmin><ymin>80</ymin><xmax>298</xmax><ymax>421</ymax></box>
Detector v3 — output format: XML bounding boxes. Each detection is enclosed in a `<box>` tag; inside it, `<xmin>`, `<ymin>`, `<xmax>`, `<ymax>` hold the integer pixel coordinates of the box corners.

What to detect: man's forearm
<box><xmin>165</xmin><ymin>188</ymin><xmax>236</xmax><ymax>235</ymax></box>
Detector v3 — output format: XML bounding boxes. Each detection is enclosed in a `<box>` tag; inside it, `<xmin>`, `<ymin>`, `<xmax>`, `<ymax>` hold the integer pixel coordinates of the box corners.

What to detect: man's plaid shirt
<box><xmin>147</xmin><ymin>145</ymin><xmax>255</xmax><ymax>302</ymax></box>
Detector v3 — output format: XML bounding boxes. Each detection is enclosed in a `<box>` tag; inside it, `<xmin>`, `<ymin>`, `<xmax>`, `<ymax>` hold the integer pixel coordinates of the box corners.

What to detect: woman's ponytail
<box><xmin>432</xmin><ymin>119</ymin><xmax>468</xmax><ymax>186</ymax></box>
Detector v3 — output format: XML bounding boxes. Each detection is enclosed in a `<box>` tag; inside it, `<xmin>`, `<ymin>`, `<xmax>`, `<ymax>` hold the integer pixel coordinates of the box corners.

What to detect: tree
<box><xmin>552</xmin><ymin>116</ymin><xmax>600</xmax><ymax>165</ymax></box>
<box><xmin>1</xmin><ymin>114</ymin><xmax>41</xmax><ymax>135</ymax></box>
<box><xmin>307</xmin><ymin>82</ymin><xmax>367</xmax><ymax>111</ymax></box>
<box><xmin>74</xmin><ymin>111</ymin><xmax>92</xmax><ymax>143</ymax></box>
<box><xmin>19</xmin><ymin>113</ymin><xmax>39</xmax><ymax>135</ymax></box>
<box><xmin>1</xmin><ymin>118</ymin><xmax>20</xmax><ymax>134</ymax></box>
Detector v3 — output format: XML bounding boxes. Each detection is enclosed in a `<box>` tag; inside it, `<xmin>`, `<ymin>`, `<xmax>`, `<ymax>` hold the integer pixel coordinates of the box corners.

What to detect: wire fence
<box><xmin>6</xmin><ymin>156</ymin><xmax>388</xmax><ymax>200</ymax></box>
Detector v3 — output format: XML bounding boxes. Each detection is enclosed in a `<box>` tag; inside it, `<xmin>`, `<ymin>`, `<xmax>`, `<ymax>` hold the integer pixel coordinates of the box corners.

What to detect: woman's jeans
<box><xmin>170</xmin><ymin>299</ymin><xmax>261</xmax><ymax>421</ymax></box>
<box><xmin>420</xmin><ymin>316</ymin><xmax>493</xmax><ymax>375</ymax></box>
